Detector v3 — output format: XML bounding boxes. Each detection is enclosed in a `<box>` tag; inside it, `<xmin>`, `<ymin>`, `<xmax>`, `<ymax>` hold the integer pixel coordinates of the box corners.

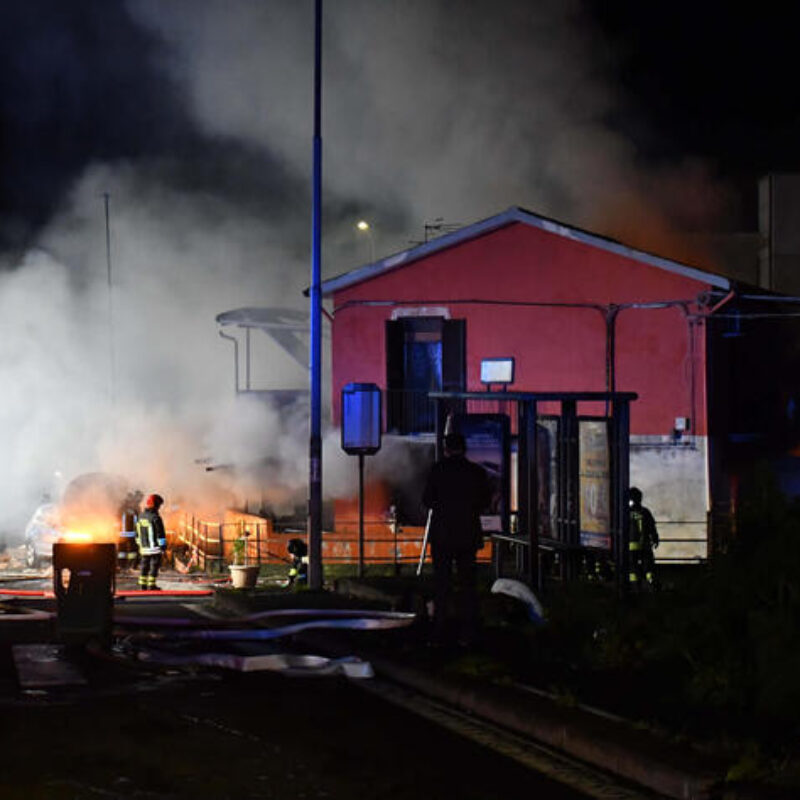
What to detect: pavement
<box><xmin>291</xmin><ymin>578</ymin><xmax>797</xmax><ymax>800</ymax></box>
<box><xmin>0</xmin><ymin>561</ymin><xmax>795</xmax><ymax>800</ymax></box>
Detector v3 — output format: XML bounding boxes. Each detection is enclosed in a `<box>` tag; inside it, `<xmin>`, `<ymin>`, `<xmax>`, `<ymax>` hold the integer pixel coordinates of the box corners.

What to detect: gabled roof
<box><xmin>320</xmin><ymin>205</ymin><xmax>731</xmax><ymax>295</ymax></box>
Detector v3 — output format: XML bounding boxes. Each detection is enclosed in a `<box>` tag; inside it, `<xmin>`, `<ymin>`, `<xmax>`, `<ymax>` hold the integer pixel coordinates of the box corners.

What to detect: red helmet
<box><xmin>144</xmin><ymin>493</ymin><xmax>164</xmax><ymax>509</ymax></box>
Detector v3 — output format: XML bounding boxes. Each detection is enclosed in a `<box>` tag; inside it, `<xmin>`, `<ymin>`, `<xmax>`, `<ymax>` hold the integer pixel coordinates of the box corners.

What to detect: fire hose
<box><xmin>114</xmin><ymin>607</ymin><xmax>415</xmax><ymax>628</ymax></box>
<box><xmin>135</xmin><ymin>650</ymin><xmax>375</xmax><ymax>678</ymax></box>
<box><xmin>124</xmin><ymin>611</ymin><xmax>416</xmax><ymax>641</ymax></box>
<box><xmin>115</xmin><ymin>609</ymin><xmax>415</xmax><ymax>678</ymax></box>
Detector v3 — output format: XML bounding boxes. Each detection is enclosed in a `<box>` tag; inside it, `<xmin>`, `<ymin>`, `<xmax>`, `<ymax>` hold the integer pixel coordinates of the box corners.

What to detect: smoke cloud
<box><xmin>129</xmin><ymin>0</ymin><xmax>733</xmax><ymax>256</ymax></box>
<box><xmin>0</xmin><ymin>1</ymin><xmax>732</xmax><ymax>536</ymax></box>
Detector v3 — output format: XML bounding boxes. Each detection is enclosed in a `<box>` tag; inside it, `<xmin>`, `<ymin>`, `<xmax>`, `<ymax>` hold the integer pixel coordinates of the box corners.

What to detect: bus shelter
<box><xmin>430</xmin><ymin>391</ymin><xmax>637</xmax><ymax>595</ymax></box>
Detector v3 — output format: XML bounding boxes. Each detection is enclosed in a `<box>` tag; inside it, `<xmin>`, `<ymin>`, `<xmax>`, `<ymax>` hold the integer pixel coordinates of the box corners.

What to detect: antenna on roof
<box><xmin>424</xmin><ymin>217</ymin><xmax>462</xmax><ymax>243</ymax></box>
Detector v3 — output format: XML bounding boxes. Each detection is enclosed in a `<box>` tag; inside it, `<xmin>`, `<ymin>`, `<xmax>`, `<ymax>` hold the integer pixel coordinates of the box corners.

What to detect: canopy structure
<box><xmin>216</xmin><ymin>307</ymin><xmax>309</xmax><ymax>394</ymax></box>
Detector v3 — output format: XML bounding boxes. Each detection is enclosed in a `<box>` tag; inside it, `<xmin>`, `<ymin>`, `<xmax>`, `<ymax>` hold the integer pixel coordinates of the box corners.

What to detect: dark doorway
<box><xmin>386</xmin><ymin>317</ymin><xmax>465</xmax><ymax>433</ymax></box>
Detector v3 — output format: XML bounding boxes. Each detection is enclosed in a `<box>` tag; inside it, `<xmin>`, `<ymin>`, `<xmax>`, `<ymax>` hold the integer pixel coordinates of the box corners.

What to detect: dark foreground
<box><xmin>0</xmin><ymin>651</ymin><xmax>586</xmax><ymax>800</ymax></box>
<box><xmin>3</xmin><ymin>552</ymin><xmax>798</xmax><ymax>800</ymax></box>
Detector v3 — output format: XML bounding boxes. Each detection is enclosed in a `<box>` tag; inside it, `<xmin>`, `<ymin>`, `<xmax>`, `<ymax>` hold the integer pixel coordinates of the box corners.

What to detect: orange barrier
<box><xmin>0</xmin><ymin>588</ymin><xmax>214</xmax><ymax>599</ymax></box>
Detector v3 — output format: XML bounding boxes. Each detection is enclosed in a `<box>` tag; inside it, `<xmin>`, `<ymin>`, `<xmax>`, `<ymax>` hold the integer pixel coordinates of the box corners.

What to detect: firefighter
<box><xmin>118</xmin><ymin>490</ymin><xmax>142</xmax><ymax>572</ymax></box>
<box><xmin>628</xmin><ymin>487</ymin><xmax>659</xmax><ymax>589</ymax></box>
<box><xmin>286</xmin><ymin>538</ymin><xmax>308</xmax><ymax>587</ymax></box>
<box><xmin>136</xmin><ymin>493</ymin><xmax>167</xmax><ymax>591</ymax></box>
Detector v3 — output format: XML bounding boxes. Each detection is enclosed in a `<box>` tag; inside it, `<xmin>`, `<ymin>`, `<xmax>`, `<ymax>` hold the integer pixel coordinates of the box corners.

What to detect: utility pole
<box><xmin>307</xmin><ymin>0</ymin><xmax>324</xmax><ymax>591</ymax></box>
<box><xmin>103</xmin><ymin>193</ymin><xmax>116</xmax><ymax>409</ymax></box>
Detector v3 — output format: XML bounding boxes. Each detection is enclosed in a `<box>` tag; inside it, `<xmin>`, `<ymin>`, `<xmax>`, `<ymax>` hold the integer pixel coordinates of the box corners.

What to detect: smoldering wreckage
<box><xmin>0</xmin><ymin>469</ymin><xmax>419</xmax><ymax>685</ymax></box>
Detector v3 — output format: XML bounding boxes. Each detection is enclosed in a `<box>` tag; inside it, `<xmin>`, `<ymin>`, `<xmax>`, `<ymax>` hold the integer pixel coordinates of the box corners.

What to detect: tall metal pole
<box><xmin>307</xmin><ymin>0</ymin><xmax>324</xmax><ymax>591</ymax></box>
<box><xmin>358</xmin><ymin>452</ymin><xmax>365</xmax><ymax>578</ymax></box>
<box><xmin>103</xmin><ymin>193</ymin><xmax>116</xmax><ymax>409</ymax></box>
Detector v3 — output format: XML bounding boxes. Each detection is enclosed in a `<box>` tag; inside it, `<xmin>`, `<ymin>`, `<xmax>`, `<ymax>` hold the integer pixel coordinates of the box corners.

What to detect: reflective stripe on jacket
<box><xmin>136</xmin><ymin>509</ymin><xmax>166</xmax><ymax>556</ymax></box>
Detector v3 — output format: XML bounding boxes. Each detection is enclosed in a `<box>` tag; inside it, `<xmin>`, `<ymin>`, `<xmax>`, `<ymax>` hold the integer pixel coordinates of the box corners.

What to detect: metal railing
<box><xmin>319</xmin><ymin>519</ymin><xmax>428</xmax><ymax>568</ymax></box>
<box><xmin>171</xmin><ymin>517</ymin><xmax>275</xmax><ymax>573</ymax></box>
<box><xmin>170</xmin><ymin>514</ymin><xmax>446</xmax><ymax>574</ymax></box>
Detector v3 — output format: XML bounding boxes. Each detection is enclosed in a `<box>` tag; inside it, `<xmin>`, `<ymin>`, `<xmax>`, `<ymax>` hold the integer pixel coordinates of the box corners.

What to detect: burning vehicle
<box><xmin>24</xmin><ymin>472</ymin><xmax>140</xmax><ymax>569</ymax></box>
<box><xmin>23</xmin><ymin>502</ymin><xmax>61</xmax><ymax>568</ymax></box>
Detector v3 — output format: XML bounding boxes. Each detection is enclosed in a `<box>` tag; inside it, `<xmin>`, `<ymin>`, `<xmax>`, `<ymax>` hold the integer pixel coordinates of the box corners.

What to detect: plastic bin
<box><xmin>53</xmin><ymin>542</ymin><xmax>116</xmax><ymax>646</ymax></box>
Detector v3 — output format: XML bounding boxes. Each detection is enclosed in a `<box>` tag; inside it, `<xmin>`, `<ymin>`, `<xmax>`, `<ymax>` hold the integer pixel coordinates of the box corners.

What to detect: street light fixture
<box><xmin>356</xmin><ymin>219</ymin><xmax>376</xmax><ymax>262</ymax></box>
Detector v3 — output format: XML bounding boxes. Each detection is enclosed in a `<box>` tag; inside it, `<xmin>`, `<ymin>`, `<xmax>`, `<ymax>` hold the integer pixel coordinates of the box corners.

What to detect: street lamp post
<box><xmin>308</xmin><ymin>0</ymin><xmax>323</xmax><ymax>591</ymax></box>
<box><xmin>103</xmin><ymin>193</ymin><xmax>116</xmax><ymax>409</ymax></box>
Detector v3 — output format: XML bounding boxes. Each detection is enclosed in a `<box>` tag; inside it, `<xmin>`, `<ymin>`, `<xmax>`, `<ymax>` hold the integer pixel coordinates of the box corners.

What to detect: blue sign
<box><xmin>341</xmin><ymin>383</ymin><xmax>382</xmax><ymax>455</ymax></box>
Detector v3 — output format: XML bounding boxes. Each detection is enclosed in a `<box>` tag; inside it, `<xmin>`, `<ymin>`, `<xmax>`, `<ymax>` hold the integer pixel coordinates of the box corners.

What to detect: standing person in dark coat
<box><xmin>422</xmin><ymin>432</ymin><xmax>491</xmax><ymax>646</ymax></box>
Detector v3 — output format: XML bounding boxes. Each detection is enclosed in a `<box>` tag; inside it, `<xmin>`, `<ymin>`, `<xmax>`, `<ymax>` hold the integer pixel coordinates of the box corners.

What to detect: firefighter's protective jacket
<box><xmin>630</xmin><ymin>505</ymin><xmax>659</xmax><ymax>550</ymax></box>
<box><xmin>287</xmin><ymin>538</ymin><xmax>308</xmax><ymax>586</ymax></box>
<box><xmin>136</xmin><ymin>508</ymin><xmax>167</xmax><ymax>556</ymax></box>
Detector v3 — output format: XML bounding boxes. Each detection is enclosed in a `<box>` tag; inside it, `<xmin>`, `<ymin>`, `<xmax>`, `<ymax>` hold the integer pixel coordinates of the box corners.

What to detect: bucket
<box><xmin>229</xmin><ymin>564</ymin><xmax>260</xmax><ymax>589</ymax></box>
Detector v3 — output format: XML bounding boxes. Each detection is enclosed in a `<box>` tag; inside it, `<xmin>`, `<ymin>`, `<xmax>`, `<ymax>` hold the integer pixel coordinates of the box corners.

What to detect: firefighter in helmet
<box><xmin>136</xmin><ymin>493</ymin><xmax>167</xmax><ymax>590</ymax></box>
<box><xmin>118</xmin><ymin>490</ymin><xmax>143</xmax><ymax>572</ymax></box>
<box><xmin>628</xmin><ymin>486</ymin><xmax>659</xmax><ymax>589</ymax></box>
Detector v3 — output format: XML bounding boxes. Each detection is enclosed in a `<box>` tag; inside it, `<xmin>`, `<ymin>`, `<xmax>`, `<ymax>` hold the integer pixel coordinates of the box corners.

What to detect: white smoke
<box><xmin>128</xmin><ymin>0</ymin><xmax>732</xmax><ymax>259</ymax></box>
<box><xmin>0</xmin><ymin>159</ymin><xmax>321</xmax><ymax>534</ymax></box>
<box><xmin>0</xmin><ymin>1</ymin><xmax>733</xmax><ymax>536</ymax></box>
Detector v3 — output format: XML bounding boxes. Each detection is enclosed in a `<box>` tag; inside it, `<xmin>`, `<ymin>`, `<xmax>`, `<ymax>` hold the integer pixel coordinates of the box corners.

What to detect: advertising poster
<box><xmin>579</xmin><ymin>419</ymin><xmax>611</xmax><ymax>549</ymax></box>
<box><xmin>454</xmin><ymin>414</ymin><xmax>510</xmax><ymax>533</ymax></box>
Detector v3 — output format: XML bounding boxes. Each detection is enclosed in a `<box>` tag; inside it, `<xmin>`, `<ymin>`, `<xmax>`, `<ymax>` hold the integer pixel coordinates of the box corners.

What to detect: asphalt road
<box><xmin>0</xmin><ymin>652</ymin><xmax>590</xmax><ymax>800</ymax></box>
<box><xmin>0</xmin><ymin>561</ymin><xmax>593</xmax><ymax>800</ymax></box>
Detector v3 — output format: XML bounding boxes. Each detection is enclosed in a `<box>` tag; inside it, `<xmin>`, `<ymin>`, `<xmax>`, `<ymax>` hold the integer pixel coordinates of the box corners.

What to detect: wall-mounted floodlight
<box><xmin>480</xmin><ymin>357</ymin><xmax>515</xmax><ymax>387</ymax></box>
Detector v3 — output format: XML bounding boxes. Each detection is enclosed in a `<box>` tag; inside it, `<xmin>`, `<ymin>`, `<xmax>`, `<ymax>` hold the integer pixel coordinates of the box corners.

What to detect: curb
<box><xmin>213</xmin><ymin>586</ymin><xmax>792</xmax><ymax>799</ymax></box>
<box><xmin>298</xmin><ymin>626</ymin><xmax>724</xmax><ymax>800</ymax></box>
<box><xmin>366</xmin><ymin>654</ymin><xmax>724</xmax><ymax>800</ymax></box>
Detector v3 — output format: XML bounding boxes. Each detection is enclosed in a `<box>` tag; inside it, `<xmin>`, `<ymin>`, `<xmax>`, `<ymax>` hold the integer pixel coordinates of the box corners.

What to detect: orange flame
<box><xmin>58</xmin><ymin>512</ymin><xmax>120</xmax><ymax>544</ymax></box>
<box><xmin>59</xmin><ymin>531</ymin><xmax>94</xmax><ymax>544</ymax></box>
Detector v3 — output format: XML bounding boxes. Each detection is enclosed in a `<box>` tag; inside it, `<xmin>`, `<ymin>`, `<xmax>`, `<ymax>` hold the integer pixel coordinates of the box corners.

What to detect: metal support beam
<box><xmin>560</xmin><ymin>400</ymin><xmax>580</xmax><ymax>581</ymax></box>
<box><xmin>519</xmin><ymin>399</ymin><xmax>540</xmax><ymax>591</ymax></box>
<box><xmin>610</xmin><ymin>398</ymin><xmax>631</xmax><ymax>598</ymax></box>
<box><xmin>358</xmin><ymin>453</ymin><xmax>365</xmax><ymax>578</ymax></box>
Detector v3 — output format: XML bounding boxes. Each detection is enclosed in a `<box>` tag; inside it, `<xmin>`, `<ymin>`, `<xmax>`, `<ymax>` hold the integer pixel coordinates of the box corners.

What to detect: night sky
<box><xmin>2</xmin><ymin>1</ymin><xmax>799</xmax><ymax>258</ymax></box>
<box><xmin>0</xmin><ymin>1</ymin><xmax>307</xmax><ymax>257</ymax></box>
<box><xmin>586</xmin><ymin>3</ymin><xmax>800</xmax><ymax>193</ymax></box>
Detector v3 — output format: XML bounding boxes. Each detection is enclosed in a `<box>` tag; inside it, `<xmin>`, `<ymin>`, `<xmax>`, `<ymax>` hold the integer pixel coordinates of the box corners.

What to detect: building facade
<box><xmin>322</xmin><ymin>207</ymin><xmax>794</xmax><ymax>562</ymax></box>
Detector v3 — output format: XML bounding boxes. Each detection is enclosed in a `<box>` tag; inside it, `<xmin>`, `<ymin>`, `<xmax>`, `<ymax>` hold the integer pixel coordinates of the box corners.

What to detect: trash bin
<box><xmin>53</xmin><ymin>542</ymin><xmax>116</xmax><ymax>647</ymax></box>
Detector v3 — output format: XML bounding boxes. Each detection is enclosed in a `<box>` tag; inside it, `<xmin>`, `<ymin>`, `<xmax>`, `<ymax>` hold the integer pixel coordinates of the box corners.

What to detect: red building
<box><xmin>321</xmin><ymin>207</ymin><xmax>796</xmax><ymax>562</ymax></box>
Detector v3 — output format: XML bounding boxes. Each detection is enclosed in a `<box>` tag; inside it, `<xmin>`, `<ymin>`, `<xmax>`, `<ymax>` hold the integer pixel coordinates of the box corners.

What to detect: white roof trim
<box><xmin>320</xmin><ymin>206</ymin><xmax>730</xmax><ymax>295</ymax></box>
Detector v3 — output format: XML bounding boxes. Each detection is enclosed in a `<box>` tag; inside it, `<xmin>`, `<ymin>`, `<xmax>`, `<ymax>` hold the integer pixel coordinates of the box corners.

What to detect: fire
<box><xmin>57</xmin><ymin>472</ymin><xmax>130</xmax><ymax>545</ymax></box>
<box><xmin>60</xmin><ymin>531</ymin><xmax>94</xmax><ymax>544</ymax></box>
<box><xmin>58</xmin><ymin>513</ymin><xmax>120</xmax><ymax>545</ymax></box>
